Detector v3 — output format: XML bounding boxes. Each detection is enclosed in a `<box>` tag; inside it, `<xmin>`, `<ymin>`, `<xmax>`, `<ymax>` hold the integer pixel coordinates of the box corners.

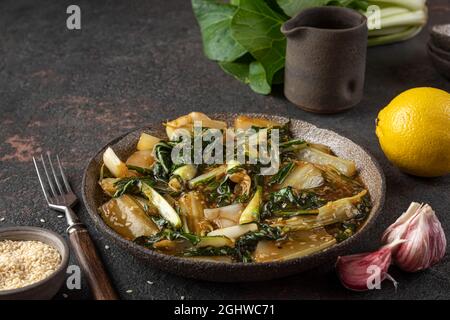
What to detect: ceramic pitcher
<box><xmin>281</xmin><ymin>6</ymin><xmax>368</xmax><ymax>113</ymax></box>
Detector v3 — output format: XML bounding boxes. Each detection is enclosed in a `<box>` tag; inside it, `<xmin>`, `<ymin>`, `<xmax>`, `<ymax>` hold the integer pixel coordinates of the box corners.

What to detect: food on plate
<box><xmin>0</xmin><ymin>240</ymin><xmax>61</xmax><ymax>291</ymax></box>
<box><xmin>97</xmin><ymin>112</ymin><xmax>372</xmax><ymax>263</ymax></box>
<box><xmin>375</xmin><ymin>87</ymin><xmax>450</xmax><ymax>177</ymax></box>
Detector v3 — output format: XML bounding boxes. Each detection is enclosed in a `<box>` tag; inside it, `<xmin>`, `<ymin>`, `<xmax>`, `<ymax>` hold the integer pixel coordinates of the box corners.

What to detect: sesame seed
<box><xmin>105</xmin><ymin>245</ymin><xmax>110</xmax><ymax>250</ymax></box>
<box><xmin>126</xmin><ymin>290</ymin><xmax>133</xmax><ymax>294</ymax></box>
<box><xmin>40</xmin><ymin>218</ymin><xmax>46</xmax><ymax>223</ymax></box>
<box><xmin>57</xmin><ymin>215</ymin><xmax>64</xmax><ymax>218</ymax></box>
<box><xmin>0</xmin><ymin>240</ymin><xmax>61</xmax><ymax>290</ymax></box>
<box><xmin>0</xmin><ymin>217</ymin><xmax>5</xmax><ymax>222</ymax></box>
<box><xmin>146</xmin><ymin>281</ymin><xmax>154</xmax><ymax>285</ymax></box>
<box><xmin>62</xmin><ymin>293</ymin><xmax>68</xmax><ymax>298</ymax></box>
<box><xmin>180</xmin><ymin>296</ymin><xmax>185</xmax><ymax>300</ymax></box>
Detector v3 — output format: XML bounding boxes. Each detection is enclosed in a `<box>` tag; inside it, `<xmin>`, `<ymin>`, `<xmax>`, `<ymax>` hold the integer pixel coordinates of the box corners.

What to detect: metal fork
<box><xmin>33</xmin><ymin>153</ymin><xmax>118</xmax><ymax>300</ymax></box>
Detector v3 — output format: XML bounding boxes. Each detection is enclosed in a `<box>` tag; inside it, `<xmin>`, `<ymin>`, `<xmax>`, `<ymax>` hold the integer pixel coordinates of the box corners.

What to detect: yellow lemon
<box><xmin>375</xmin><ymin>87</ymin><xmax>450</xmax><ymax>177</ymax></box>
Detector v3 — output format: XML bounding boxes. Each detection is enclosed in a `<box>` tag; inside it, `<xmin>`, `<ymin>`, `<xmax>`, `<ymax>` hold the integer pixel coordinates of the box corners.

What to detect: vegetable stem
<box><xmin>368</xmin><ymin>26</ymin><xmax>423</xmax><ymax>46</ymax></box>
<box><xmin>368</xmin><ymin>0</ymin><xmax>426</xmax><ymax>11</ymax></box>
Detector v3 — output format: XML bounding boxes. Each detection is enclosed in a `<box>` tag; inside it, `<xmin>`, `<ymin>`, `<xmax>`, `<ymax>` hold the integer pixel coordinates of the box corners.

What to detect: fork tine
<box><xmin>47</xmin><ymin>152</ymin><xmax>65</xmax><ymax>198</ymax></box>
<box><xmin>33</xmin><ymin>156</ymin><xmax>50</xmax><ymax>204</ymax></box>
<box><xmin>57</xmin><ymin>154</ymin><xmax>73</xmax><ymax>193</ymax></box>
<box><xmin>40</xmin><ymin>154</ymin><xmax>58</xmax><ymax>201</ymax></box>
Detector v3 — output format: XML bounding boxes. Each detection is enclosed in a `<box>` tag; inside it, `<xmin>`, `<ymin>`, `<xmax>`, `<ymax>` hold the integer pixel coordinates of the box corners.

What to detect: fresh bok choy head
<box><xmin>191</xmin><ymin>0</ymin><xmax>427</xmax><ymax>95</ymax></box>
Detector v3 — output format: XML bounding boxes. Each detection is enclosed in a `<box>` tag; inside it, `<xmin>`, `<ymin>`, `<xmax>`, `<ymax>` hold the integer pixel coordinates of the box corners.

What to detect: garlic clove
<box><xmin>393</xmin><ymin>204</ymin><xmax>447</xmax><ymax>272</ymax></box>
<box><xmin>381</xmin><ymin>202</ymin><xmax>421</xmax><ymax>245</ymax></box>
<box><xmin>336</xmin><ymin>240</ymin><xmax>404</xmax><ymax>291</ymax></box>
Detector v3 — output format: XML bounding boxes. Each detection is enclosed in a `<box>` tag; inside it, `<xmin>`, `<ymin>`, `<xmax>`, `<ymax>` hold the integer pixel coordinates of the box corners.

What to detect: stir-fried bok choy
<box><xmin>97</xmin><ymin>112</ymin><xmax>372</xmax><ymax>263</ymax></box>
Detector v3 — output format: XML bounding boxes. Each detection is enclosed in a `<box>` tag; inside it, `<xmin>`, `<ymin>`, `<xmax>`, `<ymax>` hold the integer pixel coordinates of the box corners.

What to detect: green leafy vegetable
<box><xmin>153</xmin><ymin>141</ymin><xmax>174</xmax><ymax>181</ymax></box>
<box><xmin>113</xmin><ymin>177</ymin><xmax>154</xmax><ymax>197</ymax></box>
<box><xmin>239</xmin><ymin>184</ymin><xmax>263</xmax><ymax>224</ymax></box>
<box><xmin>249</xmin><ymin>61</ymin><xmax>271</xmax><ymax>94</ymax></box>
<box><xmin>269</xmin><ymin>162</ymin><xmax>295</xmax><ymax>185</ymax></box>
<box><xmin>234</xmin><ymin>224</ymin><xmax>285</xmax><ymax>262</ymax></box>
<box><xmin>219</xmin><ymin>60</ymin><xmax>250</xmax><ymax>83</ymax></box>
<box><xmin>184</xmin><ymin>246</ymin><xmax>236</xmax><ymax>257</ymax></box>
<box><xmin>191</xmin><ymin>0</ymin><xmax>427</xmax><ymax>94</ymax></box>
<box><xmin>187</xmin><ymin>224</ymin><xmax>285</xmax><ymax>262</ymax></box>
<box><xmin>231</xmin><ymin>0</ymin><xmax>287</xmax><ymax>93</ymax></box>
<box><xmin>276</xmin><ymin>0</ymin><xmax>330</xmax><ymax>17</ymax></box>
<box><xmin>140</xmin><ymin>182</ymin><xmax>182</xmax><ymax>228</ymax></box>
<box><xmin>335</xmin><ymin>222</ymin><xmax>356</xmax><ymax>242</ymax></box>
<box><xmin>261</xmin><ymin>186</ymin><xmax>326</xmax><ymax>219</ymax></box>
<box><xmin>192</xmin><ymin>0</ymin><xmax>246</xmax><ymax>62</ymax></box>
<box><xmin>135</xmin><ymin>229</ymin><xmax>201</xmax><ymax>247</ymax></box>
<box><xmin>126</xmin><ymin>164</ymin><xmax>153</xmax><ymax>175</ymax></box>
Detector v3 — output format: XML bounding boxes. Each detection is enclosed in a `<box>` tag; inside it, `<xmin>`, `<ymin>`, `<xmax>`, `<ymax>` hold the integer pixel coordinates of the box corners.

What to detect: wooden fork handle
<box><xmin>68</xmin><ymin>225</ymin><xmax>119</xmax><ymax>300</ymax></box>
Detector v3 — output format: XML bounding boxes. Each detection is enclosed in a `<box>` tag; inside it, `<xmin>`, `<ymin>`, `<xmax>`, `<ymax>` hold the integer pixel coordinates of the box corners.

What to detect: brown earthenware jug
<box><xmin>281</xmin><ymin>6</ymin><xmax>368</xmax><ymax>113</ymax></box>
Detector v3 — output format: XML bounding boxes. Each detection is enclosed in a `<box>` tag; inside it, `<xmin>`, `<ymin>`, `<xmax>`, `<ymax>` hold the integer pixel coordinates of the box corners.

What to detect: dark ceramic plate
<box><xmin>82</xmin><ymin>113</ymin><xmax>385</xmax><ymax>282</ymax></box>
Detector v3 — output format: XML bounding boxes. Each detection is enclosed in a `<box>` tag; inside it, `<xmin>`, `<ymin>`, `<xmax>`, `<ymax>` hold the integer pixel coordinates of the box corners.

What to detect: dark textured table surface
<box><xmin>0</xmin><ymin>0</ymin><xmax>449</xmax><ymax>300</ymax></box>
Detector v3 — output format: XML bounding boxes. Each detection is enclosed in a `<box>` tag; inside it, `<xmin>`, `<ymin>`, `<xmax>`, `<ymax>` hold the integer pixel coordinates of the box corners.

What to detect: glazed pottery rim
<box><xmin>428</xmin><ymin>41</ymin><xmax>450</xmax><ymax>61</ymax></box>
<box><xmin>281</xmin><ymin>6</ymin><xmax>368</xmax><ymax>34</ymax></box>
<box><xmin>0</xmin><ymin>226</ymin><xmax>69</xmax><ymax>296</ymax></box>
<box><xmin>82</xmin><ymin>113</ymin><xmax>385</xmax><ymax>277</ymax></box>
<box><xmin>428</xmin><ymin>46</ymin><xmax>450</xmax><ymax>67</ymax></box>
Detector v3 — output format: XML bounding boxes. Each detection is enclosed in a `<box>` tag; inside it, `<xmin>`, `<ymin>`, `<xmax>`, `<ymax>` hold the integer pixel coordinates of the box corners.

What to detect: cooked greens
<box><xmin>97</xmin><ymin>112</ymin><xmax>372</xmax><ymax>263</ymax></box>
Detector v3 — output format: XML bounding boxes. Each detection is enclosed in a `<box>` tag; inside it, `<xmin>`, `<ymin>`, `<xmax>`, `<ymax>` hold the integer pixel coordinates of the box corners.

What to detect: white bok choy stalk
<box><xmin>253</xmin><ymin>228</ymin><xmax>336</xmax><ymax>262</ymax></box>
<box><xmin>165</xmin><ymin>112</ymin><xmax>227</xmax><ymax>140</ymax></box>
<box><xmin>239</xmin><ymin>185</ymin><xmax>263</xmax><ymax>224</ymax></box>
<box><xmin>269</xmin><ymin>190</ymin><xmax>368</xmax><ymax>231</ymax></box>
<box><xmin>204</xmin><ymin>203</ymin><xmax>244</xmax><ymax>228</ymax></box>
<box><xmin>297</xmin><ymin>147</ymin><xmax>356</xmax><ymax>177</ymax></box>
<box><xmin>178</xmin><ymin>191</ymin><xmax>212</xmax><ymax>235</ymax></box>
<box><xmin>136</xmin><ymin>132</ymin><xmax>161</xmax><ymax>151</ymax></box>
<box><xmin>188</xmin><ymin>165</ymin><xmax>227</xmax><ymax>188</ymax></box>
<box><xmin>279</xmin><ymin>162</ymin><xmax>324</xmax><ymax>190</ymax></box>
<box><xmin>99</xmin><ymin>194</ymin><xmax>160</xmax><ymax>240</ymax></box>
<box><xmin>103</xmin><ymin>147</ymin><xmax>131</xmax><ymax>178</ymax></box>
<box><xmin>168</xmin><ymin>164</ymin><xmax>197</xmax><ymax>191</ymax></box>
<box><xmin>363</xmin><ymin>0</ymin><xmax>428</xmax><ymax>46</ymax></box>
<box><xmin>126</xmin><ymin>150</ymin><xmax>154</xmax><ymax>169</ymax></box>
<box><xmin>139</xmin><ymin>181</ymin><xmax>182</xmax><ymax>228</ymax></box>
<box><xmin>208</xmin><ymin>223</ymin><xmax>258</xmax><ymax>240</ymax></box>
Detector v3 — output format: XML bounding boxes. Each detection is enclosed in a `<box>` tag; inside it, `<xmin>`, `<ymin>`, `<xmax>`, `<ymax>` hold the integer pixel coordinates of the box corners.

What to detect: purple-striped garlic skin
<box><xmin>383</xmin><ymin>203</ymin><xmax>446</xmax><ymax>272</ymax></box>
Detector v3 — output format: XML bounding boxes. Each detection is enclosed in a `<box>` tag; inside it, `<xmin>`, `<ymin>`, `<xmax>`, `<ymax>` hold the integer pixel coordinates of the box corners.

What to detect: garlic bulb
<box><xmin>382</xmin><ymin>203</ymin><xmax>446</xmax><ymax>272</ymax></box>
<box><xmin>336</xmin><ymin>240</ymin><xmax>403</xmax><ymax>291</ymax></box>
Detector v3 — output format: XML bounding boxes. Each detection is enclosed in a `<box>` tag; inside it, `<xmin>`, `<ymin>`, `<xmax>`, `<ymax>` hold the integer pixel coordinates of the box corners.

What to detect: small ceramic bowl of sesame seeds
<box><xmin>0</xmin><ymin>226</ymin><xmax>69</xmax><ymax>300</ymax></box>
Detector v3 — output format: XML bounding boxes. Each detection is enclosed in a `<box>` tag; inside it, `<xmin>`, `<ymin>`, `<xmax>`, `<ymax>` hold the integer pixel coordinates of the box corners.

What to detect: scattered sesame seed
<box><xmin>146</xmin><ymin>281</ymin><xmax>154</xmax><ymax>285</ymax></box>
<box><xmin>62</xmin><ymin>293</ymin><xmax>68</xmax><ymax>299</ymax></box>
<box><xmin>180</xmin><ymin>296</ymin><xmax>185</xmax><ymax>300</ymax></box>
<box><xmin>126</xmin><ymin>290</ymin><xmax>133</xmax><ymax>294</ymax></box>
<box><xmin>104</xmin><ymin>245</ymin><xmax>110</xmax><ymax>250</ymax></box>
<box><xmin>57</xmin><ymin>215</ymin><xmax>64</xmax><ymax>218</ymax></box>
<box><xmin>40</xmin><ymin>218</ymin><xmax>46</xmax><ymax>223</ymax></box>
<box><xmin>0</xmin><ymin>217</ymin><xmax>5</xmax><ymax>222</ymax></box>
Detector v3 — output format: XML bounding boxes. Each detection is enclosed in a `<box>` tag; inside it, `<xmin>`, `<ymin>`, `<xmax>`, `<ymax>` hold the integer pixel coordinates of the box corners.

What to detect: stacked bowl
<box><xmin>429</xmin><ymin>24</ymin><xmax>450</xmax><ymax>80</ymax></box>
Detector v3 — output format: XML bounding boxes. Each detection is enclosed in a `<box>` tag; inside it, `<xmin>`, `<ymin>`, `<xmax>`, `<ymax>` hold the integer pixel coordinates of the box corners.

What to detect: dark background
<box><xmin>0</xmin><ymin>0</ymin><xmax>449</xmax><ymax>300</ymax></box>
